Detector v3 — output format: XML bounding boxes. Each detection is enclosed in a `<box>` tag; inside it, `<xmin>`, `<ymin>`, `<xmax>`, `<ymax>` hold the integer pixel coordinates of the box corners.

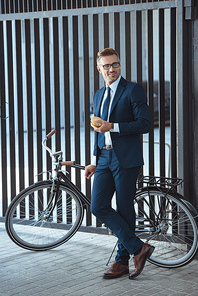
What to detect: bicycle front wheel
<box><xmin>135</xmin><ymin>187</ymin><xmax>198</xmax><ymax>268</ymax></box>
<box><xmin>5</xmin><ymin>181</ymin><xmax>84</xmax><ymax>251</ymax></box>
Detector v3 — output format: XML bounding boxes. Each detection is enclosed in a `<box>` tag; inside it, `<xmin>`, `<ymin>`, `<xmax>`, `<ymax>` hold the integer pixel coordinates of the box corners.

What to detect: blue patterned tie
<box><xmin>98</xmin><ymin>87</ymin><xmax>111</xmax><ymax>149</ymax></box>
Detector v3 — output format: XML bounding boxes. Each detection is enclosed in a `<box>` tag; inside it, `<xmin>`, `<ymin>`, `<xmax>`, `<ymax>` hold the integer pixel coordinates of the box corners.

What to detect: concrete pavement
<box><xmin>1</xmin><ymin>222</ymin><xmax>198</xmax><ymax>296</ymax></box>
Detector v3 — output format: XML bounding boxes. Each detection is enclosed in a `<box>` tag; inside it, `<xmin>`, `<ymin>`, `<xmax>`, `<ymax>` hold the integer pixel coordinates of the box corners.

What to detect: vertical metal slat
<box><xmin>93</xmin><ymin>14</ymin><xmax>99</xmax><ymax>94</ymax></box>
<box><xmin>170</xmin><ymin>8</ymin><xmax>177</xmax><ymax>178</ymax></box>
<box><xmin>125</xmin><ymin>11</ymin><xmax>131</xmax><ymax>81</ymax></box>
<box><xmin>43</xmin><ymin>18</ymin><xmax>52</xmax><ymax>172</ymax></box>
<box><xmin>147</xmin><ymin>9</ymin><xmax>154</xmax><ymax>176</ymax></box>
<box><xmin>114</xmin><ymin>12</ymin><xmax>120</xmax><ymax>56</ymax></box>
<box><xmin>25</xmin><ymin>19</ymin><xmax>34</xmax><ymax>186</ymax></box>
<box><xmin>73</xmin><ymin>15</ymin><xmax>81</xmax><ymax>188</ymax></box>
<box><xmin>136</xmin><ymin>10</ymin><xmax>143</xmax><ymax>177</ymax></box>
<box><xmin>7</xmin><ymin>20</ymin><xmax>16</xmax><ymax>201</ymax></box>
<box><xmin>136</xmin><ymin>10</ymin><xmax>142</xmax><ymax>84</ymax></box>
<box><xmin>53</xmin><ymin>17</ymin><xmax>61</xmax><ymax>152</ymax></box>
<box><xmin>0</xmin><ymin>21</ymin><xmax>8</xmax><ymax>215</ymax></box>
<box><xmin>83</xmin><ymin>14</ymin><xmax>92</xmax><ymax>225</ymax></box>
<box><xmin>103</xmin><ymin>13</ymin><xmax>109</xmax><ymax>48</ymax></box>
<box><xmin>34</xmin><ymin>19</ymin><xmax>43</xmax><ymax>181</ymax></box>
<box><xmin>63</xmin><ymin>16</ymin><xmax>71</xmax><ymax>167</ymax></box>
<box><xmin>158</xmin><ymin>8</ymin><xmax>165</xmax><ymax>177</ymax></box>
<box><xmin>15</xmin><ymin>20</ymin><xmax>25</xmax><ymax>192</ymax></box>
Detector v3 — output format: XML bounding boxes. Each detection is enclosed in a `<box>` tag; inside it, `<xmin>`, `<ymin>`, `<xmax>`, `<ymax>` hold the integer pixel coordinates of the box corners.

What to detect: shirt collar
<box><xmin>107</xmin><ymin>75</ymin><xmax>121</xmax><ymax>93</ymax></box>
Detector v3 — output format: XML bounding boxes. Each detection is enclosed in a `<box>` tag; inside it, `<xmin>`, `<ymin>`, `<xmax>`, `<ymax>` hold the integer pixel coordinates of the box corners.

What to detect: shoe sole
<box><xmin>103</xmin><ymin>269</ymin><xmax>129</xmax><ymax>279</ymax></box>
<box><xmin>129</xmin><ymin>246</ymin><xmax>155</xmax><ymax>280</ymax></box>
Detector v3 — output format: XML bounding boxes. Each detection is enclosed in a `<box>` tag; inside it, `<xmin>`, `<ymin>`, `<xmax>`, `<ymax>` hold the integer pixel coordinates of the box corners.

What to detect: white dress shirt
<box><xmin>91</xmin><ymin>76</ymin><xmax>121</xmax><ymax>166</ymax></box>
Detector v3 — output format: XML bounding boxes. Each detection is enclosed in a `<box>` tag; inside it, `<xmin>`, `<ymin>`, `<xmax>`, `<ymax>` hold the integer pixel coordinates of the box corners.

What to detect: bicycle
<box><xmin>5</xmin><ymin>130</ymin><xmax>198</xmax><ymax>268</ymax></box>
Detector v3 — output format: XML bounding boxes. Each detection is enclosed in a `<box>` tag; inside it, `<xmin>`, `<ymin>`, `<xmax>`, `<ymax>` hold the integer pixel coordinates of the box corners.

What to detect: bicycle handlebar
<box><xmin>61</xmin><ymin>161</ymin><xmax>75</xmax><ymax>166</ymax></box>
<box><xmin>61</xmin><ymin>161</ymin><xmax>85</xmax><ymax>170</ymax></box>
<box><xmin>46</xmin><ymin>129</ymin><xmax>56</xmax><ymax>139</ymax></box>
<box><xmin>43</xmin><ymin>130</ymin><xmax>85</xmax><ymax>170</ymax></box>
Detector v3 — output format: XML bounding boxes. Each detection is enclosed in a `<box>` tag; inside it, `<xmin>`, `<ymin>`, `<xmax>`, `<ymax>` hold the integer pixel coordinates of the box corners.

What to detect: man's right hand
<box><xmin>85</xmin><ymin>164</ymin><xmax>96</xmax><ymax>179</ymax></box>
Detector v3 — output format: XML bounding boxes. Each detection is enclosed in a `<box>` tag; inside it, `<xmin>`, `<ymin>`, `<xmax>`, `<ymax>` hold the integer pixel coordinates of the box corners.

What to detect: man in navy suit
<box><xmin>85</xmin><ymin>48</ymin><xmax>154</xmax><ymax>280</ymax></box>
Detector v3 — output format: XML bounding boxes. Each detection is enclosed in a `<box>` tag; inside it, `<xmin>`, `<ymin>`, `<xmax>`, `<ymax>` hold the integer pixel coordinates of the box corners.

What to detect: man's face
<box><xmin>97</xmin><ymin>54</ymin><xmax>121</xmax><ymax>86</ymax></box>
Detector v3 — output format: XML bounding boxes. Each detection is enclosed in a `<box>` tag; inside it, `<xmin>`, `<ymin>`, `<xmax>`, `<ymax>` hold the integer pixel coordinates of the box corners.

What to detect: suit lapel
<box><xmin>109</xmin><ymin>77</ymin><xmax>126</xmax><ymax>117</ymax></box>
<box><xmin>95</xmin><ymin>77</ymin><xmax>127</xmax><ymax>118</ymax></box>
<box><xmin>95</xmin><ymin>87</ymin><xmax>106</xmax><ymax>117</ymax></box>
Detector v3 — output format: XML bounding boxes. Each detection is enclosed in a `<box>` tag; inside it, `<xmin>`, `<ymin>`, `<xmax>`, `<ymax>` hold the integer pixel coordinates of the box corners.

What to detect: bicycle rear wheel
<box><xmin>5</xmin><ymin>181</ymin><xmax>84</xmax><ymax>251</ymax></box>
<box><xmin>135</xmin><ymin>187</ymin><xmax>198</xmax><ymax>268</ymax></box>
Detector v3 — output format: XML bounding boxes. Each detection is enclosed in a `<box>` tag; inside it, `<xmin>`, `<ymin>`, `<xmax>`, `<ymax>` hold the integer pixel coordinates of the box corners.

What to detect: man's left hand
<box><xmin>93</xmin><ymin>120</ymin><xmax>113</xmax><ymax>133</ymax></box>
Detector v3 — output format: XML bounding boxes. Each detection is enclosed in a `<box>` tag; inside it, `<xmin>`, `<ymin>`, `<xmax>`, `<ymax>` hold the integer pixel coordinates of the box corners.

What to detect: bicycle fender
<box><xmin>181</xmin><ymin>199</ymin><xmax>198</xmax><ymax>218</ymax></box>
<box><xmin>136</xmin><ymin>186</ymin><xmax>198</xmax><ymax>219</ymax></box>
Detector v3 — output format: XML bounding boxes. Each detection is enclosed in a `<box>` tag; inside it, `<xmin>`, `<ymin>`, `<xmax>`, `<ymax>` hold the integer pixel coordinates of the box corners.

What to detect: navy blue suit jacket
<box><xmin>93</xmin><ymin>77</ymin><xmax>151</xmax><ymax>168</ymax></box>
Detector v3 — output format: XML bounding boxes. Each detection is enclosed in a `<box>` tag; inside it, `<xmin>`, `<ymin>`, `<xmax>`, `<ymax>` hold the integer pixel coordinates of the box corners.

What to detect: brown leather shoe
<box><xmin>129</xmin><ymin>243</ymin><xmax>155</xmax><ymax>280</ymax></box>
<box><xmin>103</xmin><ymin>261</ymin><xmax>129</xmax><ymax>279</ymax></box>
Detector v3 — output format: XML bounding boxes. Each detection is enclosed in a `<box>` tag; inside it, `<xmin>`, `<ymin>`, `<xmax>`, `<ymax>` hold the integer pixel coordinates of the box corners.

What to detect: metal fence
<box><xmin>0</xmin><ymin>0</ymin><xmax>192</xmax><ymax>227</ymax></box>
<box><xmin>0</xmin><ymin>1</ymin><xmax>176</xmax><ymax>14</ymax></box>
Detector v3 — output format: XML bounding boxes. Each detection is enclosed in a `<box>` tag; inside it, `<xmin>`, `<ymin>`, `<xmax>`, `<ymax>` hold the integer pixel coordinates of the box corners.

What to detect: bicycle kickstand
<box><xmin>106</xmin><ymin>240</ymin><xmax>118</xmax><ymax>266</ymax></box>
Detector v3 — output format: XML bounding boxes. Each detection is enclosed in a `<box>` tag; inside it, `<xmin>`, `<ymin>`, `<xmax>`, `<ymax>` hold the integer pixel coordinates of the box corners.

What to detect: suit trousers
<box><xmin>91</xmin><ymin>148</ymin><xmax>143</xmax><ymax>265</ymax></box>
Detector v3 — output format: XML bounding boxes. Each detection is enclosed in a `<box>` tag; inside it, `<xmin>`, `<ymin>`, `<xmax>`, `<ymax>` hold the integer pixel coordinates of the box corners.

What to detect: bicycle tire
<box><xmin>135</xmin><ymin>187</ymin><xmax>198</xmax><ymax>268</ymax></box>
<box><xmin>5</xmin><ymin>181</ymin><xmax>84</xmax><ymax>251</ymax></box>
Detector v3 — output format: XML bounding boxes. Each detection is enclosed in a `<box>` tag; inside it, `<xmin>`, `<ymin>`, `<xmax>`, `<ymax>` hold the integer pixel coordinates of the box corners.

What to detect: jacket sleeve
<box><xmin>118</xmin><ymin>83</ymin><xmax>151</xmax><ymax>135</ymax></box>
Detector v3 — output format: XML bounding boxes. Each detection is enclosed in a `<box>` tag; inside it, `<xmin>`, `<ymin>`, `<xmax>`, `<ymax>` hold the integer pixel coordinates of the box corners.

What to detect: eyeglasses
<box><xmin>99</xmin><ymin>62</ymin><xmax>120</xmax><ymax>70</ymax></box>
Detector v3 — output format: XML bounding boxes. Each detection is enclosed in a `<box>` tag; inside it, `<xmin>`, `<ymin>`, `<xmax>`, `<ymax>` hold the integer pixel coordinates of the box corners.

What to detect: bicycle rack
<box><xmin>137</xmin><ymin>175</ymin><xmax>183</xmax><ymax>191</ymax></box>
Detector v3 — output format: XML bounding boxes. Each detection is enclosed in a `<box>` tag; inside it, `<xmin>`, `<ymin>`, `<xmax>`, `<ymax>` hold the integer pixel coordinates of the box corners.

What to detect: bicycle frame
<box><xmin>41</xmin><ymin>129</ymin><xmax>192</xmax><ymax>232</ymax></box>
<box><xmin>56</xmin><ymin>170</ymin><xmax>91</xmax><ymax>209</ymax></box>
<box><xmin>42</xmin><ymin>129</ymin><xmax>198</xmax><ymax>237</ymax></box>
